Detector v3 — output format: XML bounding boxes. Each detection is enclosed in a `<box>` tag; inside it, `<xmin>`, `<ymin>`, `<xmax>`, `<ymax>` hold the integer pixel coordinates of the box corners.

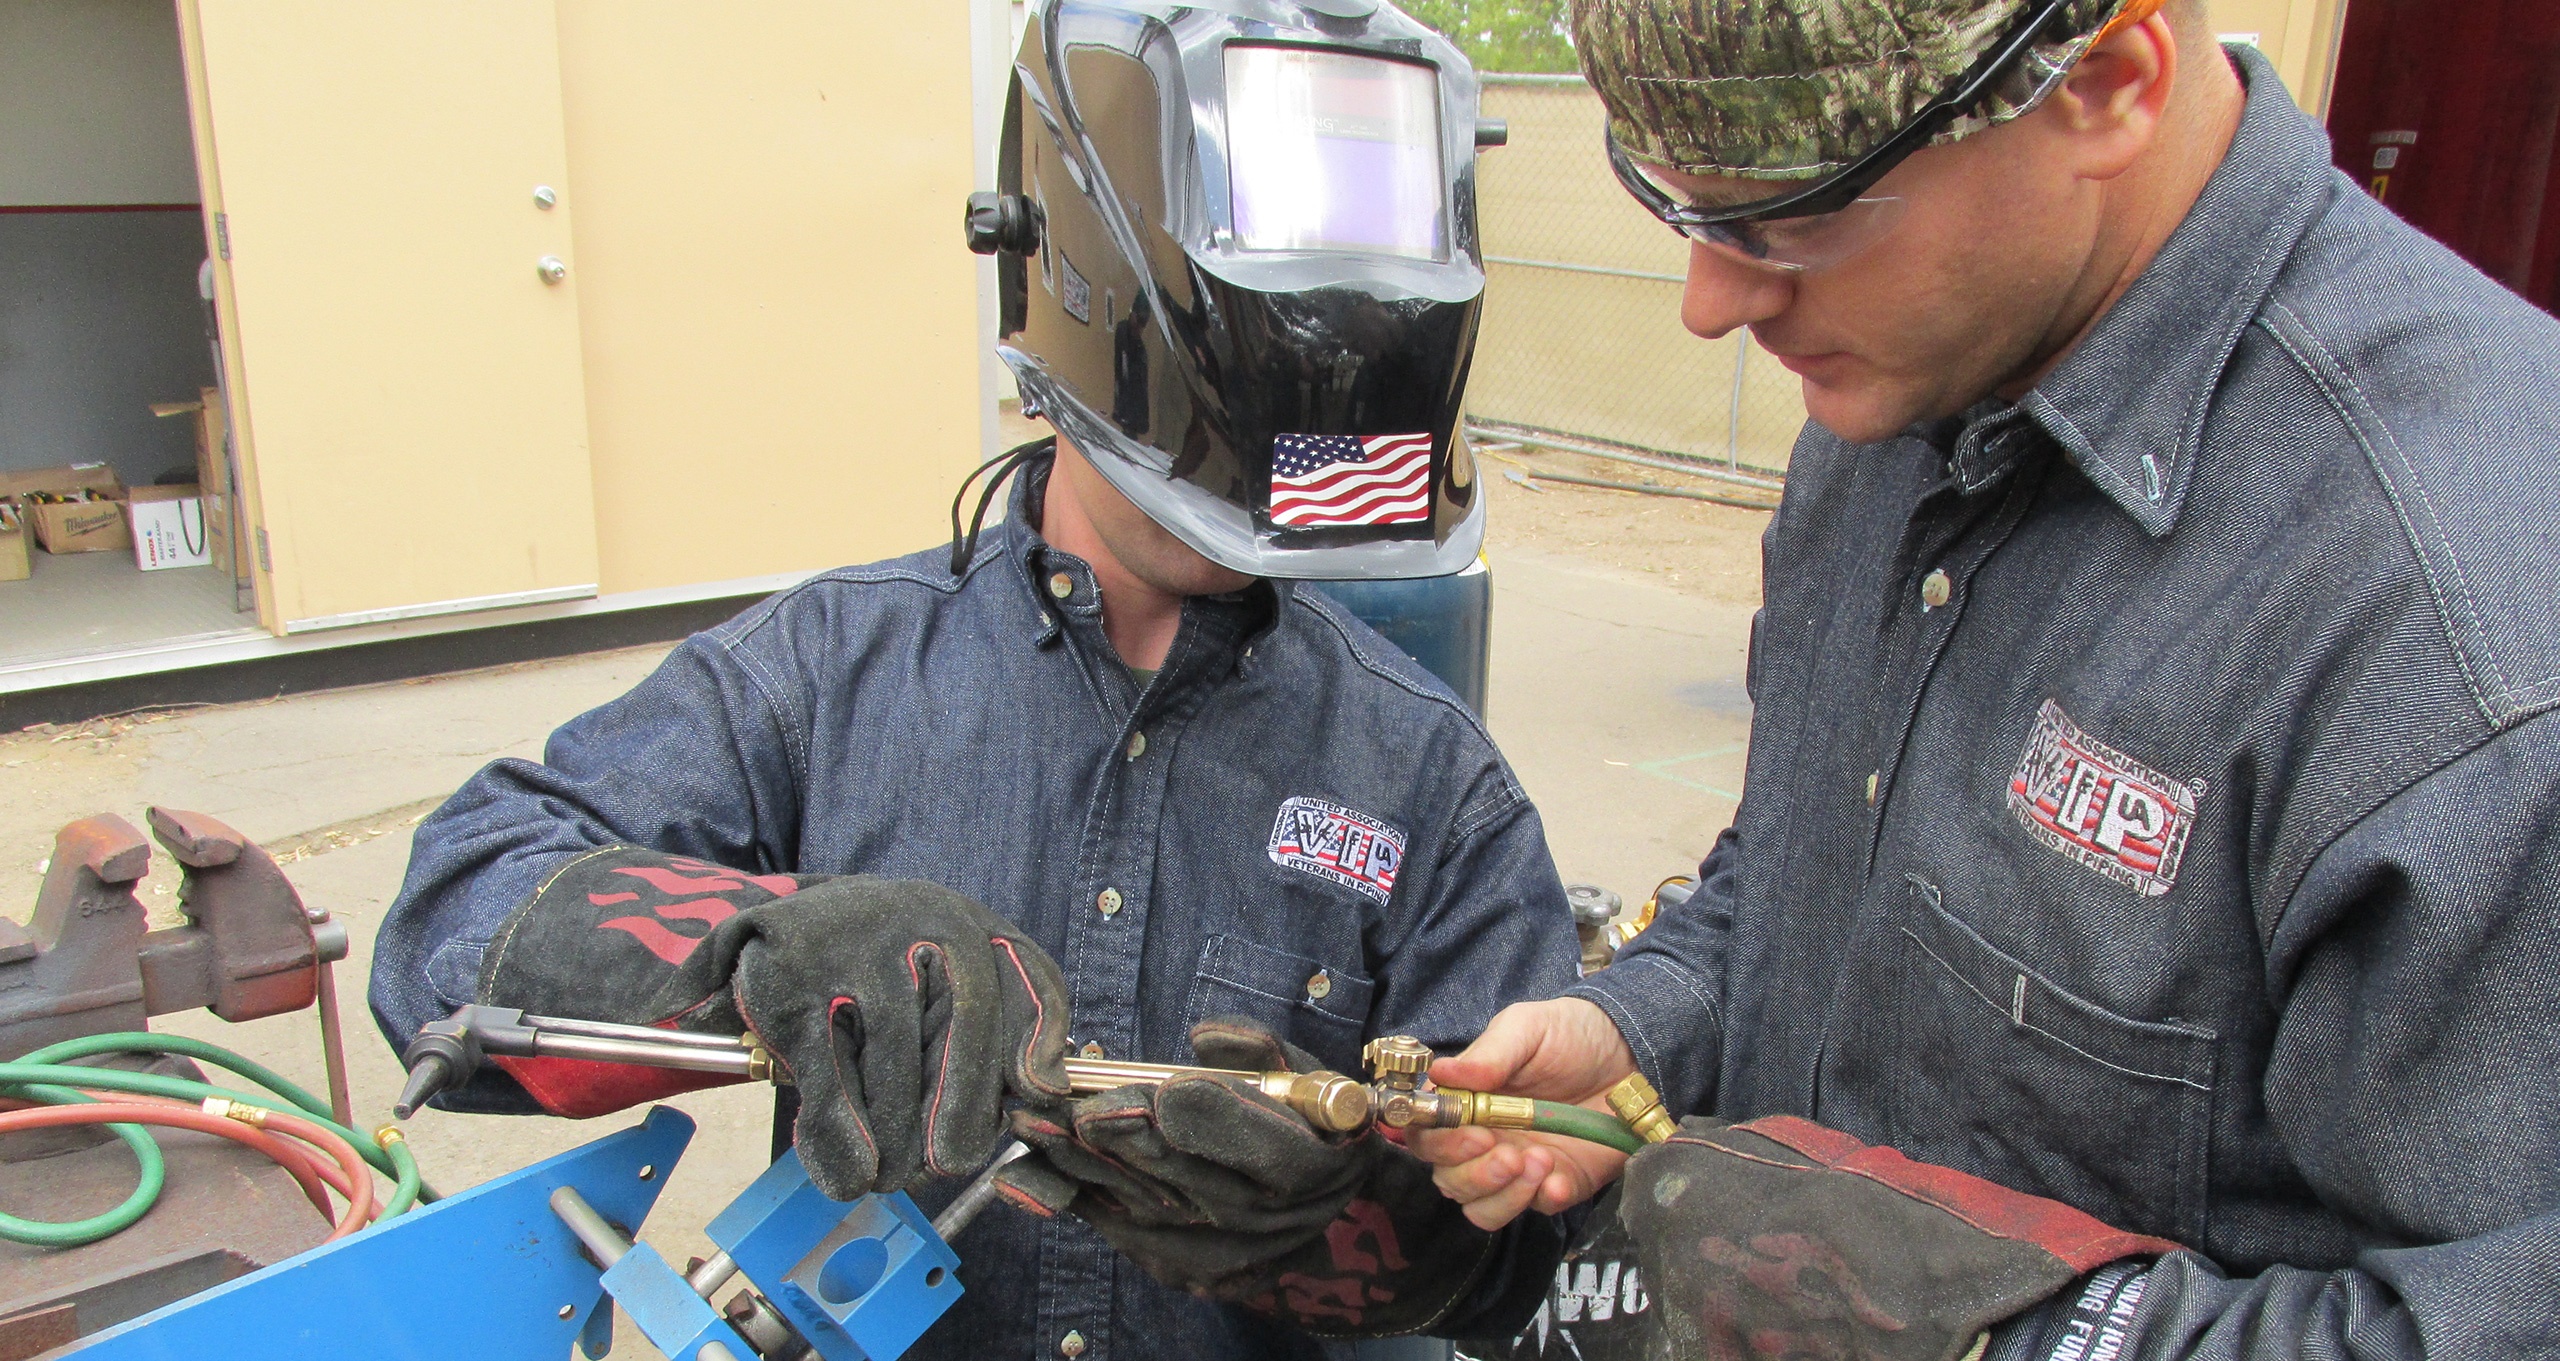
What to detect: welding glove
<box><xmin>1614</xmin><ymin>1115</ymin><xmax>2181</xmax><ymax>1361</ymax></box>
<box><xmin>475</xmin><ymin>846</ymin><xmax>1071</xmax><ymax>1199</ymax></box>
<box><xmin>992</xmin><ymin>1018</ymin><xmax>1501</xmax><ymax>1336</ymax></box>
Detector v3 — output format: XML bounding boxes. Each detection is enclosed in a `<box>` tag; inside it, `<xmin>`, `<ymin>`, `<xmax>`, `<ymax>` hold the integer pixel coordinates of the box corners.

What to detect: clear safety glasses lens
<box><xmin>1225</xmin><ymin>45</ymin><xmax>1446</xmax><ymax>262</ymax></box>
<box><xmin>1618</xmin><ymin>155</ymin><xmax>1907</xmax><ymax>274</ymax></box>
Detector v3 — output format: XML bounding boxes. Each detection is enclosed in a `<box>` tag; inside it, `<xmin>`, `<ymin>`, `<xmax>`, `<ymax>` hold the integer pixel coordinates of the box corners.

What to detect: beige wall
<box><xmin>2210</xmin><ymin>0</ymin><xmax>2351</xmax><ymax>114</ymax></box>
<box><xmin>556</xmin><ymin>4</ymin><xmax>986</xmax><ymax>596</ymax></box>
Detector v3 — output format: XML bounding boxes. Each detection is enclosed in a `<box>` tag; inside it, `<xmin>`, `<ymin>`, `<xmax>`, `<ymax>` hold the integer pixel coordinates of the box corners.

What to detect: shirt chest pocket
<box><xmin>1183</xmin><ymin>934</ymin><xmax>1373</xmax><ymax>1076</ymax></box>
<box><xmin>1836</xmin><ymin>877</ymin><xmax>2217</xmax><ymax>1247</ymax></box>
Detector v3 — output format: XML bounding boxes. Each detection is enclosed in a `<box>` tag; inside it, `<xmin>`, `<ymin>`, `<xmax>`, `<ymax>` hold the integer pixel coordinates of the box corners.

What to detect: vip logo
<box><xmin>1267</xmin><ymin>796</ymin><xmax>1405</xmax><ymax>906</ymax></box>
<box><xmin>2008</xmin><ymin>700</ymin><xmax>2202</xmax><ymax>897</ymax></box>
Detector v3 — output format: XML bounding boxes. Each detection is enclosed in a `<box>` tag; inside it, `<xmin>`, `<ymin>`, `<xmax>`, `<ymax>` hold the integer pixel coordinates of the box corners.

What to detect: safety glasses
<box><xmin>1608</xmin><ymin>0</ymin><xmax>2079</xmax><ymax>273</ymax></box>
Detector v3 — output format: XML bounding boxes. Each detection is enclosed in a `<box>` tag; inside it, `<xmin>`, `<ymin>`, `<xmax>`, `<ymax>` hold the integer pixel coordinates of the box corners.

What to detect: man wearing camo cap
<box><xmin>1396</xmin><ymin>0</ymin><xmax>2560</xmax><ymax>1357</ymax></box>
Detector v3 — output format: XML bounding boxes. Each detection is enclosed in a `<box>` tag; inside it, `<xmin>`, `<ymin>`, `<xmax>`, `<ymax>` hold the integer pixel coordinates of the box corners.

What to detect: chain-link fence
<box><xmin>1468</xmin><ymin>75</ymin><xmax>1807</xmax><ymax>486</ymax></box>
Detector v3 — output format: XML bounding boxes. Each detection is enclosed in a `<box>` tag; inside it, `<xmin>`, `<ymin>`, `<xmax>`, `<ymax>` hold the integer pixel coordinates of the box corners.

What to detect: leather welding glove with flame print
<box><xmin>993</xmin><ymin>1018</ymin><xmax>1503</xmax><ymax>1336</ymax></box>
<box><xmin>473</xmin><ymin>846</ymin><xmax>1071</xmax><ymax>1199</ymax></box>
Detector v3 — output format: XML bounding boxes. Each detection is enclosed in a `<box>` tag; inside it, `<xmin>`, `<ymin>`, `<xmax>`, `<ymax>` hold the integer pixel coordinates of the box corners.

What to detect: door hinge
<box><xmin>214</xmin><ymin>212</ymin><xmax>231</xmax><ymax>261</ymax></box>
<box><xmin>255</xmin><ymin>526</ymin><xmax>271</xmax><ymax>572</ymax></box>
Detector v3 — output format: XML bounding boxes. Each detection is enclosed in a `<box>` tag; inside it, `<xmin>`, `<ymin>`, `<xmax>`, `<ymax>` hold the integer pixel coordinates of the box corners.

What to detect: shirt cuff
<box><xmin>1562</xmin><ymin>952</ymin><xmax>1724</xmax><ymax>1118</ymax></box>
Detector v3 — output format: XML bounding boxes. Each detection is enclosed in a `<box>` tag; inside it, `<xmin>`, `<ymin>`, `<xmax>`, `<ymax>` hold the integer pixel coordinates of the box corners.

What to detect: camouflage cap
<box><xmin>1574</xmin><ymin>0</ymin><xmax>2144</xmax><ymax>181</ymax></box>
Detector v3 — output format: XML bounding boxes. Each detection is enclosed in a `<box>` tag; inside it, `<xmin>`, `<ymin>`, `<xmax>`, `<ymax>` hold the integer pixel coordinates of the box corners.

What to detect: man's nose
<box><xmin>1681</xmin><ymin>242</ymin><xmax>1794</xmax><ymax>339</ymax></box>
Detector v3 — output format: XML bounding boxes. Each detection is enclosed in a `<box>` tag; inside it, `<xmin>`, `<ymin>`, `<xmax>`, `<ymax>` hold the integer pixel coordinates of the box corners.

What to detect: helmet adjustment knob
<box><xmin>965</xmin><ymin>192</ymin><xmax>1042</xmax><ymax>256</ymax></box>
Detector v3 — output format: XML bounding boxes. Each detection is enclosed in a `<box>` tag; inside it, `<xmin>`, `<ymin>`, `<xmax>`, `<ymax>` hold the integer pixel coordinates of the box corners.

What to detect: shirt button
<box><xmin>1865</xmin><ymin>771</ymin><xmax>1879</xmax><ymax>804</ymax></box>
<box><xmin>1305</xmin><ymin>971</ymin><xmax>1332</xmax><ymax>1001</ymax></box>
<box><xmin>1919</xmin><ymin>569</ymin><xmax>1951</xmax><ymax>610</ymax></box>
<box><xmin>1060</xmin><ymin>1331</ymin><xmax>1088</xmax><ymax>1358</ymax></box>
<box><xmin>1125</xmin><ymin>731</ymin><xmax>1147</xmax><ymax>760</ymax></box>
<box><xmin>1097</xmin><ymin>887</ymin><xmax>1123</xmax><ymax>916</ymax></box>
<box><xmin>1049</xmin><ymin>572</ymin><xmax>1075</xmax><ymax>600</ymax></box>
<box><xmin>1080</xmin><ymin>1041</ymin><xmax>1105</xmax><ymax>1060</ymax></box>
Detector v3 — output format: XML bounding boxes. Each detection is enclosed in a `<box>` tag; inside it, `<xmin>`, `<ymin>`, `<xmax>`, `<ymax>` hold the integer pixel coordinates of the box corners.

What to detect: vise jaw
<box><xmin>0</xmin><ymin>808</ymin><xmax>345</xmax><ymax>1058</ymax></box>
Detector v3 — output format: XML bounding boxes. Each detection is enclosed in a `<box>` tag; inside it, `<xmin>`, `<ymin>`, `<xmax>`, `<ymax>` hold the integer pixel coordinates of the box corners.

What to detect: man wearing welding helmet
<box><xmin>372</xmin><ymin>3</ymin><xmax>1586</xmax><ymax>1359</ymax></box>
<box><xmin>1324</xmin><ymin>0</ymin><xmax>2560</xmax><ymax>1358</ymax></box>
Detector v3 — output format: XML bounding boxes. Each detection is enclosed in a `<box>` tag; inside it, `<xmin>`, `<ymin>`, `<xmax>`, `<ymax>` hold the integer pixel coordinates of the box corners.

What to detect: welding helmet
<box><xmin>967</xmin><ymin>0</ymin><xmax>1500</xmax><ymax>581</ymax></box>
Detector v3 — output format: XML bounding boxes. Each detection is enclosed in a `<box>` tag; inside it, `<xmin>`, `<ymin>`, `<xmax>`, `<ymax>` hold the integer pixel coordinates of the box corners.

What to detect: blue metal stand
<box><xmin>71</xmin><ymin>1107</ymin><xmax>698</xmax><ymax>1361</ymax></box>
<box><xmin>64</xmin><ymin>1108</ymin><xmax>972</xmax><ymax>1361</ymax></box>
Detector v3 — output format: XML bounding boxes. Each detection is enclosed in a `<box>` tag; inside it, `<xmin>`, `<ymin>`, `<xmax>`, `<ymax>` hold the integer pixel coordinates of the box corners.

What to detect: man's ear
<box><xmin>2043</xmin><ymin>14</ymin><xmax>2179</xmax><ymax>181</ymax></box>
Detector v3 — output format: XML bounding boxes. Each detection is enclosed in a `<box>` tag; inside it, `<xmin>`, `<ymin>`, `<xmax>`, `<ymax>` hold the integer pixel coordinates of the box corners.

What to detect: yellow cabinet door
<box><xmin>181</xmin><ymin>1</ymin><xmax>598</xmax><ymax>634</ymax></box>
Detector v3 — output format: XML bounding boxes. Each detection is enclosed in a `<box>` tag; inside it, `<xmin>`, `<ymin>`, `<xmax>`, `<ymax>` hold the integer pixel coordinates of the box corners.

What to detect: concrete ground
<box><xmin>0</xmin><ymin>460</ymin><xmax>1764</xmax><ymax>1353</ymax></box>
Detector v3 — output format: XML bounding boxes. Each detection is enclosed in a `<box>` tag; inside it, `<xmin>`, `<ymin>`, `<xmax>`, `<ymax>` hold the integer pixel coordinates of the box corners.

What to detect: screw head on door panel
<box><xmin>537</xmin><ymin>256</ymin><xmax>568</xmax><ymax>284</ymax></box>
<box><xmin>533</xmin><ymin>186</ymin><xmax>558</xmax><ymax>209</ymax></box>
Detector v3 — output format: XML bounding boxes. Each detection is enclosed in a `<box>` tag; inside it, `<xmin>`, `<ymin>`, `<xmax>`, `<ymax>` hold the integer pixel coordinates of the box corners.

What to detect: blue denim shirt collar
<box><xmin>2012</xmin><ymin>43</ymin><xmax>2334</xmax><ymax>537</ymax></box>
<box><xmin>996</xmin><ymin>447</ymin><xmax>1287</xmax><ymax>669</ymax></box>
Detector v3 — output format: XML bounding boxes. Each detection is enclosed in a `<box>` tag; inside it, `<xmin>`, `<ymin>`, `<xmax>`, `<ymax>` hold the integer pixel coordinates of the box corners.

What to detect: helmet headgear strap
<box><xmin>948</xmin><ymin>435</ymin><xmax>1057</xmax><ymax>577</ymax></box>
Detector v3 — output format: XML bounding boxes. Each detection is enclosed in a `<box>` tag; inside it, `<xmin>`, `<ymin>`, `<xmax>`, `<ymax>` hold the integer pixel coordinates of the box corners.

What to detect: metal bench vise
<box><xmin>0</xmin><ymin>807</ymin><xmax>348</xmax><ymax>1059</ymax></box>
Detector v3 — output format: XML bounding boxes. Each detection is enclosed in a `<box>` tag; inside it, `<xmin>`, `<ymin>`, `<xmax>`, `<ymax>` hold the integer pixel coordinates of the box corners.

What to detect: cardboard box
<box><xmin>0</xmin><ymin>501</ymin><xmax>27</xmax><ymax>584</ymax></box>
<box><xmin>129</xmin><ymin>485</ymin><xmax>212</xmax><ymax>572</ymax></box>
<box><xmin>152</xmin><ymin>390</ymin><xmax>240</xmax><ymax>578</ymax></box>
<box><xmin>1</xmin><ymin>464</ymin><xmax>130</xmax><ymax>555</ymax></box>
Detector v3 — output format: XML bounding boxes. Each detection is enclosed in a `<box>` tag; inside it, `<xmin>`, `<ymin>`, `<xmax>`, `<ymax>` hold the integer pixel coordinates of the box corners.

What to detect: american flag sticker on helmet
<box><xmin>1269</xmin><ymin>433</ymin><xmax>1433</xmax><ymax>528</ymax></box>
<box><xmin>2007</xmin><ymin>700</ymin><xmax>2203</xmax><ymax>897</ymax></box>
<box><xmin>1267</xmin><ymin>796</ymin><xmax>1406</xmax><ymax>905</ymax></box>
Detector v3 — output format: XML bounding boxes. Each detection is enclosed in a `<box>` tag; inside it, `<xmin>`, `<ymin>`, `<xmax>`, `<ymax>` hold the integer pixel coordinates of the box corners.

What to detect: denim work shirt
<box><xmin>371</xmin><ymin>458</ymin><xmax>1582</xmax><ymax>1361</ymax></box>
<box><xmin>1570</xmin><ymin>47</ymin><xmax>2560</xmax><ymax>1359</ymax></box>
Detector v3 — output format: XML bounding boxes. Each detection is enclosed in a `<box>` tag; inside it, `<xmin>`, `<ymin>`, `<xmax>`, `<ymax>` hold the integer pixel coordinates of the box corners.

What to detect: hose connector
<box><xmin>200</xmin><ymin>1096</ymin><xmax>268</xmax><ymax>1128</ymax></box>
<box><xmin>1603</xmin><ymin>1072</ymin><xmax>1675</xmax><ymax>1144</ymax></box>
<box><xmin>374</xmin><ymin>1124</ymin><xmax>408</xmax><ymax>1150</ymax></box>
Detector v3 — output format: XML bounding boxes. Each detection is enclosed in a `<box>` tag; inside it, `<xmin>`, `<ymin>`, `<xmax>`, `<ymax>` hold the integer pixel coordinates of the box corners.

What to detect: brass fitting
<box><xmin>1603</xmin><ymin>1072</ymin><xmax>1675</xmax><ymax>1144</ymax></box>
<box><xmin>1363</xmin><ymin>1035</ymin><xmax>1433</xmax><ymax>1090</ymax></box>
<box><xmin>201</xmin><ymin>1096</ymin><xmax>269</xmax><ymax>1128</ymax></box>
<box><xmin>1258</xmin><ymin>1071</ymin><xmax>1371</xmax><ymax>1134</ymax></box>
<box><xmin>1063</xmin><ymin>1057</ymin><xmax>1371</xmax><ymax>1134</ymax></box>
<box><xmin>742</xmin><ymin>1043</ymin><xmax>775</xmax><ymax>1084</ymax></box>
<box><xmin>374</xmin><ymin>1124</ymin><xmax>408</xmax><ymax>1149</ymax></box>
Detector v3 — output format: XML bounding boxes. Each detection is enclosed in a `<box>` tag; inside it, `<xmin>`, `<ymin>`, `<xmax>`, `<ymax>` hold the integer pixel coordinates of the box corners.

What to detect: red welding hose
<box><xmin>0</xmin><ymin>1102</ymin><xmax>375</xmax><ymax>1240</ymax></box>
<box><xmin>84</xmin><ymin>1092</ymin><xmax>343</xmax><ymax>1220</ymax></box>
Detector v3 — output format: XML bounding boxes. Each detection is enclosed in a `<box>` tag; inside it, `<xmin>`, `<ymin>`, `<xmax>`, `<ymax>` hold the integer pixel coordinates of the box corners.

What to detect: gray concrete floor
<box><xmin>0</xmin><ymin>534</ymin><xmax>1751</xmax><ymax>1354</ymax></box>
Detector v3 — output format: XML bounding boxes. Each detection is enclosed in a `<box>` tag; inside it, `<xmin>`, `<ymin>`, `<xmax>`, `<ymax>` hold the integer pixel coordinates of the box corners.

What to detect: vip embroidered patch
<box><xmin>2007</xmin><ymin>700</ymin><xmax>2203</xmax><ymax>897</ymax></box>
<box><xmin>1268</xmin><ymin>796</ymin><xmax>1406</xmax><ymax>905</ymax></box>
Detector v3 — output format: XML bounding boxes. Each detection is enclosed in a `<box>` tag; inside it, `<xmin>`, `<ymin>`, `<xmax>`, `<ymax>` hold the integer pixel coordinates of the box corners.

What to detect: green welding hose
<box><xmin>0</xmin><ymin>1031</ymin><xmax>439</xmax><ymax>1248</ymax></box>
<box><xmin>1526</xmin><ymin>1099</ymin><xmax>1649</xmax><ymax>1154</ymax></box>
<box><xmin>0</xmin><ymin>1089</ymin><xmax>165</xmax><ymax>1248</ymax></box>
<box><xmin>5</xmin><ymin>1034</ymin><xmax>418</xmax><ymax>1186</ymax></box>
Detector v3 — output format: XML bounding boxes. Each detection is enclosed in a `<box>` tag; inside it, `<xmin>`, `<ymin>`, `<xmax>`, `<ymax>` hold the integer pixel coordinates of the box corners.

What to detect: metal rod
<box><xmin>687</xmin><ymin>1250</ymin><xmax>739</xmax><ymax>1299</ymax></box>
<box><xmin>933</xmin><ymin>1141</ymin><xmax>1033</xmax><ymax>1240</ymax></box>
<box><xmin>1521</xmin><ymin>469</ymin><xmax>1780</xmax><ymax>511</ymax></box>
<box><xmin>526</xmin><ymin>1013</ymin><xmax>761</xmax><ymax>1052</ymax></box>
<box><xmin>550</xmin><ymin>1185</ymin><xmax>630</xmax><ymax>1269</ymax></box>
<box><xmin>1482</xmin><ymin>253</ymin><xmax>1687</xmax><ymax>285</ymax></box>
<box><xmin>1465</xmin><ymin>423</ymin><xmax>1787</xmax><ymax>492</ymax></box>
<box><xmin>534</xmin><ymin>1033</ymin><xmax>761</xmax><ymax>1075</ymax></box>
<box><xmin>1063</xmin><ymin>1058</ymin><xmax>1256</xmax><ymax>1093</ymax></box>
<box><xmin>1728</xmin><ymin>332</ymin><xmax>1751</xmax><ymax>473</ymax></box>
<box><xmin>313</xmin><ymin>958</ymin><xmax>354</xmax><ymax>1129</ymax></box>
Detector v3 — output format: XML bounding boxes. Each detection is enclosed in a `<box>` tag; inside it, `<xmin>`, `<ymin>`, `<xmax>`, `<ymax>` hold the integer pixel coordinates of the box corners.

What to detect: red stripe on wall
<box><xmin>0</xmin><ymin>204</ymin><xmax>203</xmax><ymax>215</ymax></box>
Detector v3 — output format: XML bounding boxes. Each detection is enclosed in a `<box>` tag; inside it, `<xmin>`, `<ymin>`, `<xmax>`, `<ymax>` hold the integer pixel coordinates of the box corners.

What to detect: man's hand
<box><xmin>992</xmin><ymin>1019</ymin><xmax>1503</xmax><ymax>1336</ymax></box>
<box><xmin>473</xmin><ymin>847</ymin><xmax>1071</xmax><ymax>1198</ymax></box>
<box><xmin>1410</xmin><ymin>997</ymin><xmax>1638</xmax><ymax>1229</ymax></box>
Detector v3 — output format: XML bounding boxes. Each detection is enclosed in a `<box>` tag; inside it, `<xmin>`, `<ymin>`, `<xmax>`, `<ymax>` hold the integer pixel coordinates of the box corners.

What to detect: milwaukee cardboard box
<box><xmin>2</xmin><ymin>464</ymin><xmax>130</xmax><ymax>554</ymax></box>
<box><xmin>129</xmin><ymin>484</ymin><xmax>212</xmax><ymax>571</ymax></box>
<box><xmin>0</xmin><ymin>501</ymin><xmax>26</xmax><ymax>583</ymax></box>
